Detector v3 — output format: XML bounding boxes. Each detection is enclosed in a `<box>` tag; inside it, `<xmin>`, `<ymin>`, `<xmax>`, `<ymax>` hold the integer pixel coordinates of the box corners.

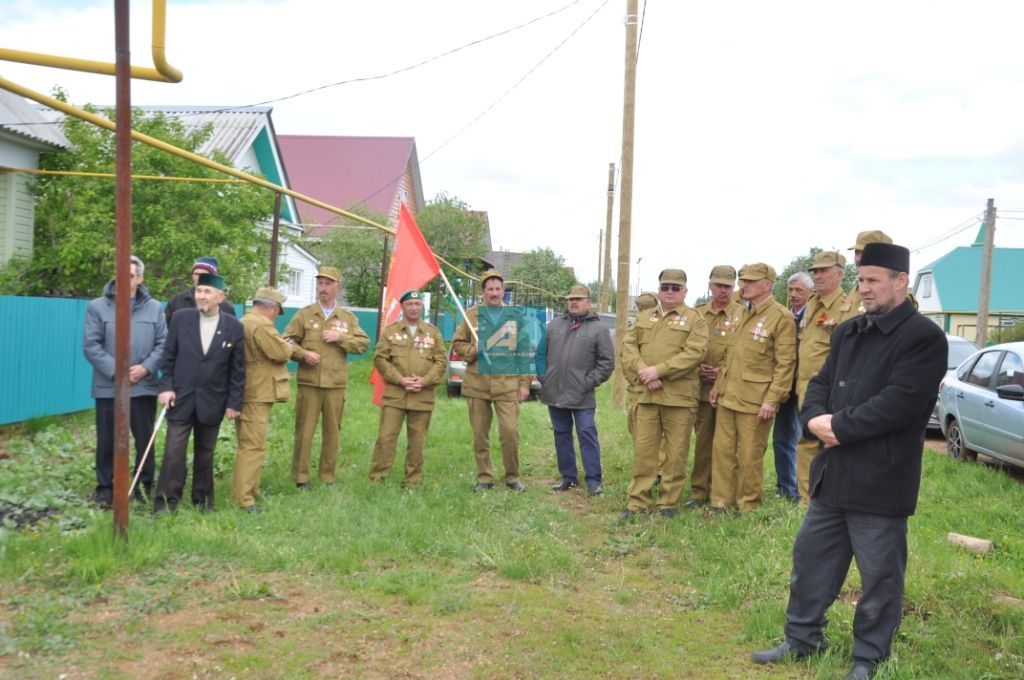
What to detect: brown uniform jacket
<box><xmin>374</xmin><ymin>319</ymin><xmax>447</xmax><ymax>411</ymax></box>
<box><xmin>284</xmin><ymin>304</ymin><xmax>370</xmax><ymax>389</ymax></box>
<box><xmin>837</xmin><ymin>287</ymin><xmax>865</xmax><ymax>324</ymax></box>
<box><xmin>715</xmin><ymin>296</ymin><xmax>796</xmax><ymax>414</ymax></box>
<box><xmin>241</xmin><ymin>310</ymin><xmax>292</xmax><ymax>403</ymax></box>
<box><xmin>451</xmin><ymin>305</ymin><xmax>532</xmax><ymax>401</ymax></box>
<box><xmin>621</xmin><ymin>303</ymin><xmax>708</xmax><ymax>407</ymax></box>
<box><xmin>795</xmin><ymin>287</ymin><xmax>846</xmax><ymax>404</ymax></box>
<box><xmin>695</xmin><ymin>300</ymin><xmax>745</xmax><ymax>402</ymax></box>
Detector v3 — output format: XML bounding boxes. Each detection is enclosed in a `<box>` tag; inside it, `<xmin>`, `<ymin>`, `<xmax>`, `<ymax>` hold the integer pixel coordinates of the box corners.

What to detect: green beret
<box><xmin>400</xmin><ymin>290</ymin><xmax>423</xmax><ymax>303</ymax></box>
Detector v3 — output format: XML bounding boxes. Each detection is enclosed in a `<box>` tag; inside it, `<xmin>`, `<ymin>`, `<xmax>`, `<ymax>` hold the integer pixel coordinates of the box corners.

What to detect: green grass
<box><xmin>0</xmin><ymin>358</ymin><xmax>1022</xmax><ymax>678</ymax></box>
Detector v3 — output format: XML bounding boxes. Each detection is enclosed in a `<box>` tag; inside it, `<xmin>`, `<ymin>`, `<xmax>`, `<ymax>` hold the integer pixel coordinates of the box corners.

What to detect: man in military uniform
<box><xmin>620</xmin><ymin>269</ymin><xmax>708</xmax><ymax>518</ymax></box>
<box><xmin>231</xmin><ymin>287</ymin><xmax>292</xmax><ymax>513</ymax></box>
<box><xmin>839</xmin><ymin>230</ymin><xmax>892</xmax><ymax>323</ymax></box>
<box><xmin>370</xmin><ymin>290</ymin><xmax>447</xmax><ymax>487</ymax></box>
<box><xmin>165</xmin><ymin>255</ymin><xmax>237</xmax><ymax>324</ymax></box>
<box><xmin>793</xmin><ymin>251</ymin><xmax>848</xmax><ymax>504</ymax></box>
<box><xmin>284</xmin><ymin>266</ymin><xmax>370</xmax><ymax>488</ymax></box>
<box><xmin>686</xmin><ymin>265</ymin><xmax>744</xmax><ymax>507</ymax></box>
<box><xmin>624</xmin><ymin>291</ymin><xmax>659</xmax><ymax>437</ymax></box>
<box><xmin>452</xmin><ymin>270</ymin><xmax>533</xmax><ymax>492</ymax></box>
<box><xmin>710</xmin><ymin>263</ymin><xmax>796</xmax><ymax>512</ymax></box>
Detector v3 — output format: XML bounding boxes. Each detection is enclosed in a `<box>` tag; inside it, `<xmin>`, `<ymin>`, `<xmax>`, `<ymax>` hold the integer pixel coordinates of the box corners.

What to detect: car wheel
<box><xmin>946</xmin><ymin>420</ymin><xmax>978</xmax><ymax>462</ymax></box>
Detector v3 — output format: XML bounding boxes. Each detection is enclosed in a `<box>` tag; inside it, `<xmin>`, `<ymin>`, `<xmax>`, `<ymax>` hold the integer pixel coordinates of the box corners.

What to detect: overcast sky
<box><xmin>3</xmin><ymin>0</ymin><xmax>1024</xmax><ymax>303</ymax></box>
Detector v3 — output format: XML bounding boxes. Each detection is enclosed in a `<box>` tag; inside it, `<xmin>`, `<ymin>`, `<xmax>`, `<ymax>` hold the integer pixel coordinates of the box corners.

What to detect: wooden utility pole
<box><xmin>600</xmin><ymin>162</ymin><xmax>615</xmax><ymax>312</ymax></box>
<box><xmin>596</xmin><ymin>229</ymin><xmax>603</xmax><ymax>297</ymax></box>
<box><xmin>612</xmin><ymin>0</ymin><xmax>638</xmax><ymax>409</ymax></box>
<box><xmin>268</xmin><ymin>192</ymin><xmax>281</xmax><ymax>285</ymax></box>
<box><xmin>975</xmin><ymin>198</ymin><xmax>996</xmax><ymax>347</ymax></box>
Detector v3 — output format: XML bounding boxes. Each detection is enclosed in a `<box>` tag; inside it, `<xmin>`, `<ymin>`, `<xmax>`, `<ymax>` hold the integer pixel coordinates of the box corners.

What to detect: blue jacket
<box><xmin>83</xmin><ymin>281</ymin><xmax>166</xmax><ymax>399</ymax></box>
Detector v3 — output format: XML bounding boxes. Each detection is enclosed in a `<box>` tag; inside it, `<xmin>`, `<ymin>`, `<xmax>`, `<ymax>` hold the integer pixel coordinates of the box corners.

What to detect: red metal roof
<box><xmin>277</xmin><ymin>135</ymin><xmax>422</xmax><ymax>233</ymax></box>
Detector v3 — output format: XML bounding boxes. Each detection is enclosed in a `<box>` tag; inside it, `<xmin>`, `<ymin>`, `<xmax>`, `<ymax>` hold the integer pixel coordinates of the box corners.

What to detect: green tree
<box><xmin>772</xmin><ymin>248</ymin><xmax>857</xmax><ymax>305</ymax></box>
<box><xmin>416</xmin><ymin>193</ymin><xmax>489</xmax><ymax>318</ymax></box>
<box><xmin>6</xmin><ymin>96</ymin><xmax>273</xmax><ymax>300</ymax></box>
<box><xmin>305</xmin><ymin>205</ymin><xmax>389</xmax><ymax>308</ymax></box>
<box><xmin>510</xmin><ymin>247</ymin><xmax>578</xmax><ymax>308</ymax></box>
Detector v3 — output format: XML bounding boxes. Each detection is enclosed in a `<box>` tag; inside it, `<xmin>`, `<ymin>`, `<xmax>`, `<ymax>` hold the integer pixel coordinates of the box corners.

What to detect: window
<box><xmin>920</xmin><ymin>275</ymin><xmax>933</xmax><ymax>298</ymax></box>
<box><xmin>287</xmin><ymin>270</ymin><xmax>302</xmax><ymax>296</ymax></box>
<box><xmin>996</xmin><ymin>351</ymin><xmax>1024</xmax><ymax>388</ymax></box>
<box><xmin>965</xmin><ymin>351</ymin><xmax>1001</xmax><ymax>389</ymax></box>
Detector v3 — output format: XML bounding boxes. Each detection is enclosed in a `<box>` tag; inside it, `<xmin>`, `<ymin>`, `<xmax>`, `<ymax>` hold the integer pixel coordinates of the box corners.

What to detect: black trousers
<box><xmin>154</xmin><ymin>416</ymin><xmax>221</xmax><ymax>511</ymax></box>
<box><xmin>784</xmin><ymin>500</ymin><xmax>908</xmax><ymax>665</ymax></box>
<box><xmin>94</xmin><ymin>396</ymin><xmax>157</xmax><ymax>499</ymax></box>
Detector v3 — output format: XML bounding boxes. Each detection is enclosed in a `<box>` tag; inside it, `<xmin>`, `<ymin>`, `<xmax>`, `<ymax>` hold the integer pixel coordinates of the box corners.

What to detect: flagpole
<box><xmin>438</xmin><ymin>266</ymin><xmax>478</xmax><ymax>345</ymax></box>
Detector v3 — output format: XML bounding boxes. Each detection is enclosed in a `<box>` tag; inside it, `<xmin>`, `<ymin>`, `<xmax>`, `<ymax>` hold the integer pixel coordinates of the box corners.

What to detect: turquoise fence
<box><xmin>0</xmin><ymin>296</ymin><xmax>457</xmax><ymax>426</ymax></box>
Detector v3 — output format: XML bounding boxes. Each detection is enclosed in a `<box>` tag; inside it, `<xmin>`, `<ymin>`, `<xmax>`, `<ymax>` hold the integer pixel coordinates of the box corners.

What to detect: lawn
<box><xmin>1</xmin><ymin>358</ymin><xmax>1022</xmax><ymax>679</ymax></box>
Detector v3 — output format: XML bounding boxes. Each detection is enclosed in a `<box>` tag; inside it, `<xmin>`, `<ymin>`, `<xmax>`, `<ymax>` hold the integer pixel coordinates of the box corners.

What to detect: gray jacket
<box><xmin>540</xmin><ymin>310</ymin><xmax>615</xmax><ymax>410</ymax></box>
<box><xmin>83</xmin><ymin>281</ymin><xmax>167</xmax><ymax>398</ymax></box>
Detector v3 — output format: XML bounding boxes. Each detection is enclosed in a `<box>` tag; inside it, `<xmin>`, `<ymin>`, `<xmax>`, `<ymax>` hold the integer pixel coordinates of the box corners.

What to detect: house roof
<box><xmin>0</xmin><ymin>90</ymin><xmax>69</xmax><ymax>150</ymax></box>
<box><xmin>277</xmin><ymin>135</ymin><xmax>424</xmax><ymax>231</ymax></box>
<box><xmin>916</xmin><ymin>241</ymin><xmax>1024</xmax><ymax>312</ymax></box>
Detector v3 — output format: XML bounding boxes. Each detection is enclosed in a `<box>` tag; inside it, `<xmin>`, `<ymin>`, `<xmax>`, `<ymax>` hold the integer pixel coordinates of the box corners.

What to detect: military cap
<box><xmin>635</xmin><ymin>292</ymin><xmax>658</xmax><ymax>311</ymax></box>
<box><xmin>197</xmin><ymin>273</ymin><xmax>225</xmax><ymax>290</ymax></box>
<box><xmin>850</xmin><ymin>229</ymin><xmax>893</xmax><ymax>251</ymax></box>
<box><xmin>860</xmin><ymin>243</ymin><xmax>909</xmax><ymax>273</ymax></box>
<box><xmin>254</xmin><ymin>286</ymin><xmax>285</xmax><ymax>313</ymax></box>
<box><xmin>192</xmin><ymin>256</ymin><xmax>218</xmax><ymax>275</ymax></box>
<box><xmin>316</xmin><ymin>266</ymin><xmax>341</xmax><ymax>282</ymax></box>
<box><xmin>566</xmin><ymin>284</ymin><xmax>591</xmax><ymax>299</ymax></box>
<box><xmin>737</xmin><ymin>263</ymin><xmax>777</xmax><ymax>282</ymax></box>
<box><xmin>809</xmin><ymin>251</ymin><xmax>847</xmax><ymax>270</ymax></box>
<box><xmin>708</xmin><ymin>265</ymin><xmax>737</xmax><ymax>285</ymax></box>
<box><xmin>400</xmin><ymin>289</ymin><xmax>423</xmax><ymax>303</ymax></box>
<box><xmin>658</xmin><ymin>268</ymin><xmax>687</xmax><ymax>286</ymax></box>
<box><xmin>479</xmin><ymin>269</ymin><xmax>504</xmax><ymax>287</ymax></box>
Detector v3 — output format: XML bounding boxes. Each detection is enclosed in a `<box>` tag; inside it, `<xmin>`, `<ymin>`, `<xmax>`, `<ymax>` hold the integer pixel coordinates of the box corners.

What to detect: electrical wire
<box><xmin>908</xmin><ymin>212</ymin><xmax>983</xmax><ymax>253</ymax></box>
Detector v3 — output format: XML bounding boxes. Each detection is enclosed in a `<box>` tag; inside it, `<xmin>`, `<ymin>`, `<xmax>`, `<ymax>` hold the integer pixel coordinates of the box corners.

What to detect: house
<box><xmin>277</xmin><ymin>135</ymin><xmax>425</xmax><ymax>232</ymax></box>
<box><xmin>0</xmin><ymin>89</ymin><xmax>69</xmax><ymax>263</ymax></box>
<box><xmin>913</xmin><ymin>225</ymin><xmax>1024</xmax><ymax>338</ymax></box>
<box><xmin>34</xmin><ymin>104</ymin><xmax>320</xmax><ymax>306</ymax></box>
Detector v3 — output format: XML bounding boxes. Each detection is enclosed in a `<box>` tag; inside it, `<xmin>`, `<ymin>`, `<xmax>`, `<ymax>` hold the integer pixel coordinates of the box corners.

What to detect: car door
<box><xmin>987</xmin><ymin>350</ymin><xmax>1024</xmax><ymax>466</ymax></box>
<box><xmin>954</xmin><ymin>350</ymin><xmax>1003</xmax><ymax>453</ymax></box>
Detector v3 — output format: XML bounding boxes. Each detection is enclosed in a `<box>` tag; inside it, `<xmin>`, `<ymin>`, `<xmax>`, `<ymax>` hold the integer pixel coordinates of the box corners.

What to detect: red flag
<box><xmin>370</xmin><ymin>202</ymin><xmax>441</xmax><ymax>406</ymax></box>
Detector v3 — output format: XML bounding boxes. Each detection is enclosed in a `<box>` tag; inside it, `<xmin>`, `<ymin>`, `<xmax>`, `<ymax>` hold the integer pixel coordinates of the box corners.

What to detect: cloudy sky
<box><xmin>3</xmin><ymin>0</ymin><xmax>1024</xmax><ymax>302</ymax></box>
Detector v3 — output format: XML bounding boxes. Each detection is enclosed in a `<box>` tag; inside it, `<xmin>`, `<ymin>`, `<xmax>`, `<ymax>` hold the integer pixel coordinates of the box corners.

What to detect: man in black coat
<box><xmin>751</xmin><ymin>243</ymin><xmax>947</xmax><ymax>680</ymax></box>
<box><xmin>155</xmin><ymin>273</ymin><xmax>245</xmax><ymax>512</ymax></box>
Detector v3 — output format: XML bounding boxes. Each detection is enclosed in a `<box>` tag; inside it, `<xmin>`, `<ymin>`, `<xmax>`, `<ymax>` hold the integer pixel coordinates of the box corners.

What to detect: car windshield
<box><xmin>949</xmin><ymin>341</ymin><xmax>978</xmax><ymax>369</ymax></box>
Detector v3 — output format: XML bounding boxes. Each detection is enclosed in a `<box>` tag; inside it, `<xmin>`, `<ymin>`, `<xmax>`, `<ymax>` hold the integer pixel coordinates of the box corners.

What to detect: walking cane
<box><xmin>128</xmin><ymin>405</ymin><xmax>168</xmax><ymax>499</ymax></box>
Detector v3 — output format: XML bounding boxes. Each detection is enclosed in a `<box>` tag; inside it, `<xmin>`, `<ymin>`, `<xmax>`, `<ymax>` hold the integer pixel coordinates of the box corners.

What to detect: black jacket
<box><xmin>540</xmin><ymin>311</ymin><xmax>615</xmax><ymax>410</ymax></box>
<box><xmin>801</xmin><ymin>299</ymin><xmax>947</xmax><ymax>516</ymax></box>
<box><xmin>159</xmin><ymin>308</ymin><xmax>245</xmax><ymax>425</ymax></box>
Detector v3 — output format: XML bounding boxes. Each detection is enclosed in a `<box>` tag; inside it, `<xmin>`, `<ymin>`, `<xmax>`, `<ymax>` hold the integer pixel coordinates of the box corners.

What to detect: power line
<box><xmin>636</xmin><ymin>0</ymin><xmax>648</xmax><ymax>65</ymax></box>
<box><xmin>908</xmin><ymin>212</ymin><xmax>983</xmax><ymax>253</ymax></box>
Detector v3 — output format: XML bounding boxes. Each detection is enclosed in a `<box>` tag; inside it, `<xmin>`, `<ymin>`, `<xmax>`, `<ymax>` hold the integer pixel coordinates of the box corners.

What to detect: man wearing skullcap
<box><xmin>165</xmin><ymin>255</ymin><xmax>237</xmax><ymax>325</ymax></box>
<box><xmin>369</xmin><ymin>290</ymin><xmax>447</xmax><ymax>487</ymax></box>
<box><xmin>838</xmin><ymin>231</ymin><xmax>892</xmax><ymax>323</ymax></box>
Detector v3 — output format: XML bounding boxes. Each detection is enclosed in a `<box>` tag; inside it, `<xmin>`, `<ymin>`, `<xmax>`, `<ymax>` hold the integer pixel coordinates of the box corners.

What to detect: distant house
<box><xmin>0</xmin><ymin>90</ymin><xmax>69</xmax><ymax>263</ymax></box>
<box><xmin>277</xmin><ymin>135</ymin><xmax>425</xmax><ymax>232</ymax></box>
<box><xmin>34</xmin><ymin>104</ymin><xmax>320</xmax><ymax>306</ymax></box>
<box><xmin>913</xmin><ymin>225</ymin><xmax>1024</xmax><ymax>339</ymax></box>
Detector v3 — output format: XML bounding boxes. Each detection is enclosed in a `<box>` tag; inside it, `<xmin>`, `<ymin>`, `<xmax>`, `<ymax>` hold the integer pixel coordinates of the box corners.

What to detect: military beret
<box><xmin>400</xmin><ymin>289</ymin><xmax>423</xmax><ymax>303</ymax></box>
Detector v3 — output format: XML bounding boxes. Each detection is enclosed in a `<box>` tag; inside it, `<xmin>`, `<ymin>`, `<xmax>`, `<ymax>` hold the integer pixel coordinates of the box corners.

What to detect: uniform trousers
<box><xmin>292</xmin><ymin>385</ymin><xmax>345</xmax><ymax>484</ymax></box>
<box><xmin>548</xmin><ymin>406</ymin><xmax>601</xmax><ymax>484</ymax></box>
<box><xmin>627</xmin><ymin>403</ymin><xmax>696</xmax><ymax>511</ymax></box>
<box><xmin>370</xmin><ymin>406</ymin><xmax>432</xmax><ymax>486</ymax></box>
<box><xmin>689</xmin><ymin>400</ymin><xmax>716</xmax><ymax>501</ymax></box>
<box><xmin>94</xmin><ymin>395</ymin><xmax>157</xmax><ymax>500</ymax></box>
<box><xmin>784</xmin><ymin>501</ymin><xmax>908</xmax><ymax>666</ymax></box>
<box><xmin>468</xmin><ymin>397</ymin><xmax>520</xmax><ymax>484</ymax></box>
<box><xmin>710</xmin><ymin>406</ymin><xmax>774</xmax><ymax>511</ymax></box>
<box><xmin>628</xmin><ymin>400</ymin><xmax>670</xmax><ymax>479</ymax></box>
<box><xmin>155</xmin><ymin>416</ymin><xmax>220</xmax><ymax>511</ymax></box>
<box><xmin>771</xmin><ymin>394</ymin><xmax>800</xmax><ymax>498</ymax></box>
<box><xmin>232</xmin><ymin>401</ymin><xmax>273</xmax><ymax>507</ymax></box>
<box><xmin>796</xmin><ymin>437</ymin><xmax>819</xmax><ymax>506</ymax></box>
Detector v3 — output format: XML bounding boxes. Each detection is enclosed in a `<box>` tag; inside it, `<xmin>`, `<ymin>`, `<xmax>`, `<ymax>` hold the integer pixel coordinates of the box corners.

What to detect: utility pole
<box><xmin>596</xmin><ymin>229</ymin><xmax>603</xmax><ymax>299</ymax></box>
<box><xmin>975</xmin><ymin>198</ymin><xmax>996</xmax><ymax>347</ymax></box>
<box><xmin>612</xmin><ymin>0</ymin><xmax>638</xmax><ymax>410</ymax></box>
<box><xmin>601</xmin><ymin>162</ymin><xmax>615</xmax><ymax>312</ymax></box>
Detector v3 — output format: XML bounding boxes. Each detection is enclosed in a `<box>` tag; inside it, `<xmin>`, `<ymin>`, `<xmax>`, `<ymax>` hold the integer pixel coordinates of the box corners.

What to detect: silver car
<box><xmin>937</xmin><ymin>341</ymin><xmax>1024</xmax><ymax>469</ymax></box>
<box><xmin>927</xmin><ymin>335</ymin><xmax>980</xmax><ymax>430</ymax></box>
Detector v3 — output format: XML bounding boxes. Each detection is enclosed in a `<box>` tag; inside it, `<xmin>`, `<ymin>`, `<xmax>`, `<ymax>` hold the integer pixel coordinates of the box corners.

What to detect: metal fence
<box><xmin>0</xmin><ymin>296</ymin><xmax>459</xmax><ymax>426</ymax></box>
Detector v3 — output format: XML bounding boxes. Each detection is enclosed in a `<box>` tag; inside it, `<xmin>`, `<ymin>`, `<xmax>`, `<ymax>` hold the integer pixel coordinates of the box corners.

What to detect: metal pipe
<box><xmin>269</xmin><ymin>192</ymin><xmax>281</xmax><ymax>286</ymax></box>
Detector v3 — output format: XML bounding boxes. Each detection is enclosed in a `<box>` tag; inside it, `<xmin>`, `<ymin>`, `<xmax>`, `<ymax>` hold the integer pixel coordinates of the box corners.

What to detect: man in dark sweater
<box><xmin>164</xmin><ymin>255</ymin><xmax>236</xmax><ymax>324</ymax></box>
<box><xmin>751</xmin><ymin>243</ymin><xmax>947</xmax><ymax>680</ymax></box>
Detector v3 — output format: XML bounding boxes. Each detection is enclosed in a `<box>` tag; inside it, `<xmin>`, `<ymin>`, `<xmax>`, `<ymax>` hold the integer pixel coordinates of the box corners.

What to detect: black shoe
<box><xmin>296</xmin><ymin>482</ymin><xmax>309</xmax><ymax>490</ymax></box>
<box><xmin>551</xmin><ymin>479</ymin><xmax>579</xmax><ymax>492</ymax></box>
<box><xmin>659</xmin><ymin>507</ymin><xmax>678</xmax><ymax>518</ymax></box>
<box><xmin>91</xmin><ymin>491</ymin><xmax>113</xmax><ymax>510</ymax></box>
<box><xmin>243</xmin><ymin>504</ymin><xmax>262</xmax><ymax>514</ymax></box>
<box><xmin>586</xmin><ymin>481</ymin><xmax>602</xmax><ymax>496</ymax></box>
<box><xmin>507</xmin><ymin>481</ymin><xmax>527</xmax><ymax>492</ymax></box>
<box><xmin>751</xmin><ymin>641</ymin><xmax>823</xmax><ymax>665</ymax></box>
<box><xmin>652</xmin><ymin>475</ymin><xmax>662</xmax><ymax>486</ymax></box>
<box><xmin>683</xmin><ymin>498</ymin><xmax>707</xmax><ymax>508</ymax></box>
<box><xmin>619</xmin><ymin>509</ymin><xmax>638</xmax><ymax>521</ymax></box>
<box><xmin>843</xmin><ymin>663</ymin><xmax>875</xmax><ymax>680</ymax></box>
<box><xmin>473</xmin><ymin>482</ymin><xmax>495</xmax><ymax>493</ymax></box>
